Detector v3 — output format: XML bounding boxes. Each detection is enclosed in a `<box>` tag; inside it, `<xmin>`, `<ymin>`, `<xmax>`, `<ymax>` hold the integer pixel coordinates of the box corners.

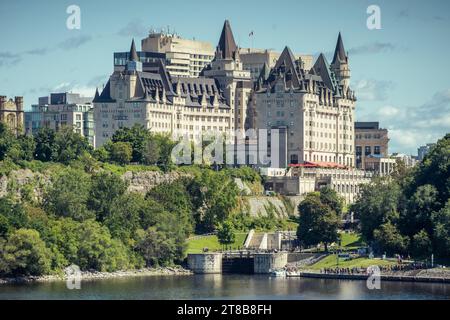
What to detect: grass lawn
<box><xmin>340</xmin><ymin>232</ymin><xmax>365</xmax><ymax>249</ymax></box>
<box><xmin>306</xmin><ymin>254</ymin><xmax>397</xmax><ymax>270</ymax></box>
<box><xmin>186</xmin><ymin>233</ymin><xmax>248</xmax><ymax>254</ymax></box>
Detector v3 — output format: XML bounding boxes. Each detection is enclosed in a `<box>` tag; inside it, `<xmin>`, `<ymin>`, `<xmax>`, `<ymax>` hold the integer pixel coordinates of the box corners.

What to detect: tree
<box><xmin>104</xmin><ymin>192</ymin><xmax>154</xmax><ymax>242</ymax></box>
<box><xmin>108</xmin><ymin>142</ymin><xmax>132</xmax><ymax>165</ymax></box>
<box><xmin>88</xmin><ymin>172</ymin><xmax>128</xmax><ymax>221</ymax></box>
<box><xmin>75</xmin><ymin>219</ymin><xmax>131</xmax><ymax>272</ymax></box>
<box><xmin>352</xmin><ymin>178</ymin><xmax>401</xmax><ymax>242</ymax></box>
<box><xmin>34</xmin><ymin>127</ymin><xmax>56</xmax><ymax>162</ymax></box>
<box><xmin>152</xmin><ymin>133</ymin><xmax>176</xmax><ymax>171</ymax></box>
<box><xmin>0</xmin><ymin>228</ymin><xmax>51</xmax><ymax>276</ymax></box>
<box><xmin>297</xmin><ymin>193</ymin><xmax>340</xmax><ymax>252</ymax></box>
<box><xmin>400</xmin><ymin>184</ymin><xmax>439</xmax><ymax>237</ymax></box>
<box><xmin>187</xmin><ymin>170</ymin><xmax>239</xmax><ymax>232</ymax></box>
<box><xmin>0</xmin><ymin>198</ymin><xmax>29</xmax><ymax>234</ymax></box>
<box><xmin>0</xmin><ymin>123</ymin><xmax>18</xmax><ymax>161</ymax></box>
<box><xmin>92</xmin><ymin>145</ymin><xmax>109</xmax><ymax>162</ymax></box>
<box><xmin>136</xmin><ymin>227</ymin><xmax>177</xmax><ymax>267</ymax></box>
<box><xmin>431</xmin><ymin>200</ymin><xmax>450</xmax><ymax>257</ymax></box>
<box><xmin>410</xmin><ymin>134</ymin><xmax>449</xmax><ymax>206</ymax></box>
<box><xmin>217</xmin><ymin>220</ymin><xmax>236</xmax><ymax>248</ymax></box>
<box><xmin>111</xmin><ymin>124</ymin><xmax>151</xmax><ymax>163</ymax></box>
<box><xmin>44</xmin><ymin>217</ymin><xmax>80</xmax><ymax>269</ymax></box>
<box><xmin>373</xmin><ymin>222</ymin><xmax>409</xmax><ymax>255</ymax></box>
<box><xmin>17</xmin><ymin>135</ymin><xmax>36</xmax><ymax>161</ymax></box>
<box><xmin>4</xmin><ymin>134</ymin><xmax>36</xmax><ymax>162</ymax></box>
<box><xmin>142</xmin><ymin>138</ymin><xmax>160</xmax><ymax>165</ymax></box>
<box><xmin>146</xmin><ymin>180</ymin><xmax>194</xmax><ymax>237</ymax></box>
<box><xmin>44</xmin><ymin>168</ymin><xmax>94</xmax><ymax>221</ymax></box>
<box><xmin>52</xmin><ymin>126</ymin><xmax>92</xmax><ymax>164</ymax></box>
<box><xmin>319</xmin><ymin>187</ymin><xmax>344</xmax><ymax>216</ymax></box>
<box><xmin>410</xmin><ymin>229</ymin><xmax>432</xmax><ymax>259</ymax></box>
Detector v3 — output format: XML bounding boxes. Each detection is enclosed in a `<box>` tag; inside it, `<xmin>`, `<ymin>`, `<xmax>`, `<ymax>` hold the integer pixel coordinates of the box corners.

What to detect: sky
<box><xmin>1</xmin><ymin>0</ymin><xmax>449</xmax><ymax>155</ymax></box>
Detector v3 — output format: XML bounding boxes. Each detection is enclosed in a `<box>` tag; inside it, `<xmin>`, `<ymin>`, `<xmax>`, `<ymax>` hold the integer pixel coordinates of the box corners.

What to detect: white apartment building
<box><xmin>25</xmin><ymin>93</ymin><xmax>95</xmax><ymax>146</ymax></box>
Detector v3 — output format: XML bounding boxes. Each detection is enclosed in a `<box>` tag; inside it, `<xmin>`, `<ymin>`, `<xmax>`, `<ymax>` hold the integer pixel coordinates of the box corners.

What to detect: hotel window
<box><xmin>374</xmin><ymin>146</ymin><xmax>381</xmax><ymax>155</ymax></box>
<box><xmin>365</xmin><ymin>146</ymin><xmax>371</xmax><ymax>155</ymax></box>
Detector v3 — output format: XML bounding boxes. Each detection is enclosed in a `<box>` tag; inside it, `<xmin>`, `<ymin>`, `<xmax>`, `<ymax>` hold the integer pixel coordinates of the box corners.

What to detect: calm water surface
<box><xmin>1</xmin><ymin>275</ymin><xmax>449</xmax><ymax>300</ymax></box>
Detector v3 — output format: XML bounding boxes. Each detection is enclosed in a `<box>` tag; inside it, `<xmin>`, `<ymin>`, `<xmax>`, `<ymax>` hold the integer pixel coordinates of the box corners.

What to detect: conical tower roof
<box><xmin>217</xmin><ymin>20</ymin><xmax>237</xmax><ymax>59</ymax></box>
<box><xmin>331</xmin><ymin>32</ymin><xmax>347</xmax><ymax>65</ymax></box>
<box><xmin>129</xmin><ymin>38</ymin><xmax>139</xmax><ymax>62</ymax></box>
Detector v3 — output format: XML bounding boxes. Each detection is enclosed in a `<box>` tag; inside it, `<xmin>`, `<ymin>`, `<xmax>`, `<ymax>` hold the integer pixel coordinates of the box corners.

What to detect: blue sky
<box><xmin>1</xmin><ymin>0</ymin><xmax>449</xmax><ymax>154</ymax></box>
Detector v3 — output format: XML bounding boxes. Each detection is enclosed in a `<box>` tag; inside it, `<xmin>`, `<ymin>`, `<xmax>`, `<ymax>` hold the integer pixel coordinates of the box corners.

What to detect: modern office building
<box><xmin>239</xmin><ymin>48</ymin><xmax>314</xmax><ymax>81</ymax></box>
<box><xmin>24</xmin><ymin>93</ymin><xmax>95</xmax><ymax>146</ymax></box>
<box><xmin>0</xmin><ymin>95</ymin><xmax>24</xmax><ymax>135</ymax></box>
<box><xmin>252</xmin><ymin>33</ymin><xmax>357</xmax><ymax>168</ymax></box>
<box><xmin>141</xmin><ymin>31</ymin><xmax>214</xmax><ymax>77</ymax></box>
<box><xmin>354</xmin><ymin>121</ymin><xmax>389</xmax><ymax>169</ymax></box>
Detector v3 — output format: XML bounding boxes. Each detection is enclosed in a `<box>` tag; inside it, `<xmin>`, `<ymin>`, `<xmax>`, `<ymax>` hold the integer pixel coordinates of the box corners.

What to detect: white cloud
<box><xmin>52</xmin><ymin>82</ymin><xmax>95</xmax><ymax>98</ymax></box>
<box><xmin>354</xmin><ymin>79</ymin><xmax>394</xmax><ymax>101</ymax></box>
<box><xmin>359</xmin><ymin>89</ymin><xmax>450</xmax><ymax>154</ymax></box>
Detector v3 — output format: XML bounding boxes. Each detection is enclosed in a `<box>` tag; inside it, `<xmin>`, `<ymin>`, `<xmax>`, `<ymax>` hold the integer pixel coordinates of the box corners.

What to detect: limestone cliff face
<box><xmin>1</xmin><ymin>169</ymin><xmax>299</xmax><ymax>218</ymax></box>
<box><xmin>0</xmin><ymin>169</ymin><xmax>192</xmax><ymax>201</ymax></box>
<box><xmin>241</xmin><ymin>195</ymin><xmax>303</xmax><ymax>218</ymax></box>
<box><xmin>0</xmin><ymin>169</ymin><xmax>50</xmax><ymax>201</ymax></box>
<box><xmin>121</xmin><ymin>171</ymin><xmax>192</xmax><ymax>193</ymax></box>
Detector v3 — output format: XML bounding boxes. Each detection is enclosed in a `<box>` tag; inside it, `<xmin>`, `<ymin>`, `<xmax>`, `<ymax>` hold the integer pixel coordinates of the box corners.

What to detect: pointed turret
<box><xmin>331</xmin><ymin>32</ymin><xmax>347</xmax><ymax>65</ymax></box>
<box><xmin>217</xmin><ymin>20</ymin><xmax>237</xmax><ymax>60</ymax></box>
<box><xmin>129</xmin><ymin>39</ymin><xmax>139</xmax><ymax>62</ymax></box>
<box><xmin>330</xmin><ymin>33</ymin><xmax>350</xmax><ymax>88</ymax></box>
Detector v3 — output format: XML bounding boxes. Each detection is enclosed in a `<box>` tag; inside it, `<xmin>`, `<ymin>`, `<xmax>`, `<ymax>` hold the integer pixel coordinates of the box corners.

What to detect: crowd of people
<box><xmin>320</xmin><ymin>262</ymin><xmax>429</xmax><ymax>275</ymax></box>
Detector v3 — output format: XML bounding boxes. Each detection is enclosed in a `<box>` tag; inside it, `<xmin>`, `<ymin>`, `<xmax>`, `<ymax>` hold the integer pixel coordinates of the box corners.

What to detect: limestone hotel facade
<box><xmin>250</xmin><ymin>33</ymin><xmax>357</xmax><ymax>168</ymax></box>
<box><xmin>93</xmin><ymin>20</ymin><xmax>251</xmax><ymax>147</ymax></box>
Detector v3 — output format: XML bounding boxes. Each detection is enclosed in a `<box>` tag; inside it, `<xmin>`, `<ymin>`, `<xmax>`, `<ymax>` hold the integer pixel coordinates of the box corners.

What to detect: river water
<box><xmin>1</xmin><ymin>275</ymin><xmax>449</xmax><ymax>300</ymax></box>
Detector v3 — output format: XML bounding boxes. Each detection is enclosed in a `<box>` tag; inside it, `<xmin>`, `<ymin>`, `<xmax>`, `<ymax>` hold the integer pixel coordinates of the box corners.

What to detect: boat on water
<box><xmin>270</xmin><ymin>269</ymin><xmax>287</xmax><ymax>277</ymax></box>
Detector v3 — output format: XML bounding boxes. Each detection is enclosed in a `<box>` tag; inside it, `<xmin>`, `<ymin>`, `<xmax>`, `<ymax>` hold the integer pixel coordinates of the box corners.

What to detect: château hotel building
<box><xmin>251</xmin><ymin>33</ymin><xmax>357</xmax><ymax>168</ymax></box>
<box><xmin>93</xmin><ymin>21</ymin><xmax>253</xmax><ymax>147</ymax></box>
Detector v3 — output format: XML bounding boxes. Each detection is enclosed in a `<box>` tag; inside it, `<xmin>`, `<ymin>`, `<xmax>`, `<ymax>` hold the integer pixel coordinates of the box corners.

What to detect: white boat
<box><xmin>270</xmin><ymin>269</ymin><xmax>287</xmax><ymax>277</ymax></box>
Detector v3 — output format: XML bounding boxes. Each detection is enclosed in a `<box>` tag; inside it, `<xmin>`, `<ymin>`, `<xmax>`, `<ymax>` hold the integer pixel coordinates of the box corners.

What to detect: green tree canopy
<box><xmin>297</xmin><ymin>193</ymin><xmax>340</xmax><ymax>252</ymax></box>
<box><xmin>87</xmin><ymin>172</ymin><xmax>128</xmax><ymax>221</ymax></box>
<box><xmin>352</xmin><ymin>178</ymin><xmax>401</xmax><ymax>242</ymax></box>
<box><xmin>44</xmin><ymin>168</ymin><xmax>94</xmax><ymax>221</ymax></box>
<box><xmin>217</xmin><ymin>220</ymin><xmax>236</xmax><ymax>247</ymax></box>
<box><xmin>52</xmin><ymin>126</ymin><xmax>92</xmax><ymax>164</ymax></box>
<box><xmin>108</xmin><ymin>141</ymin><xmax>132</xmax><ymax>165</ymax></box>
<box><xmin>373</xmin><ymin>222</ymin><xmax>409</xmax><ymax>256</ymax></box>
<box><xmin>0</xmin><ymin>228</ymin><xmax>51</xmax><ymax>276</ymax></box>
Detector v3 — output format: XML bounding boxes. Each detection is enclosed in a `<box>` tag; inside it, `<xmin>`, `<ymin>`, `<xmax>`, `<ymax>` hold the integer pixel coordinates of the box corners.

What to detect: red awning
<box><xmin>288</xmin><ymin>161</ymin><xmax>347</xmax><ymax>169</ymax></box>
